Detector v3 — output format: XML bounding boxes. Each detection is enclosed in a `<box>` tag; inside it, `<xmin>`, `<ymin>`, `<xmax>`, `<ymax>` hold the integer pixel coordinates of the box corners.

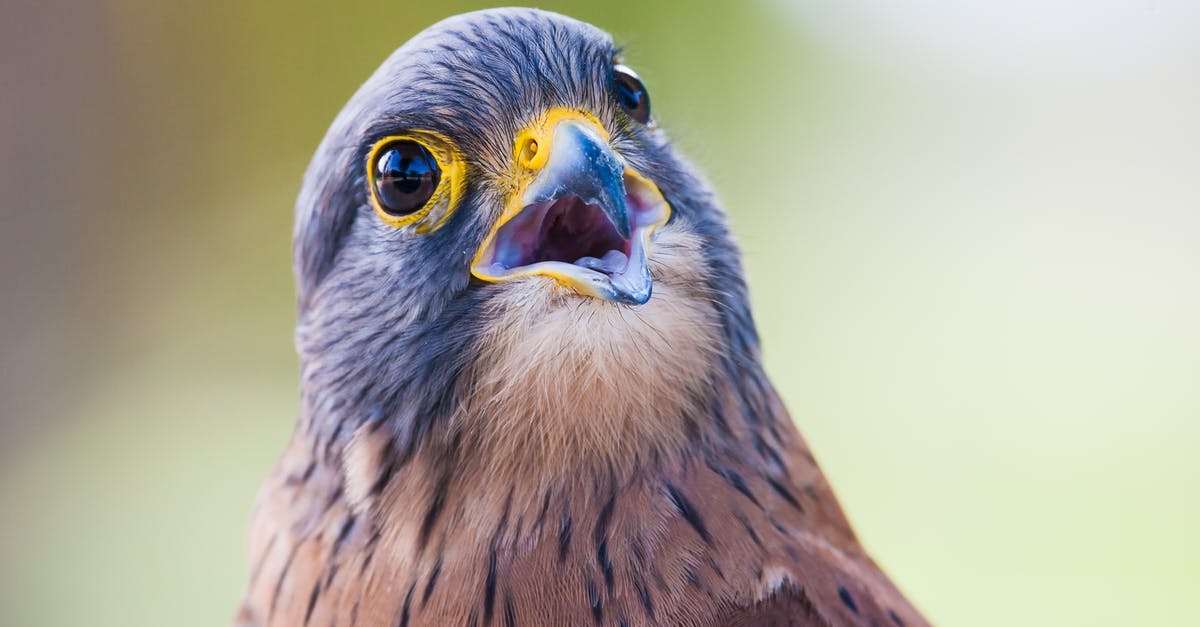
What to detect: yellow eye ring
<box><xmin>366</xmin><ymin>130</ymin><xmax>466</xmax><ymax>232</ymax></box>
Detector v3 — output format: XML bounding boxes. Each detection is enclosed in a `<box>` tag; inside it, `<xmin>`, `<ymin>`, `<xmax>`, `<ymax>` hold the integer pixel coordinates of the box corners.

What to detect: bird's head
<box><xmin>294</xmin><ymin>9</ymin><xmax>758</xmax><ymax>472</ymax></box>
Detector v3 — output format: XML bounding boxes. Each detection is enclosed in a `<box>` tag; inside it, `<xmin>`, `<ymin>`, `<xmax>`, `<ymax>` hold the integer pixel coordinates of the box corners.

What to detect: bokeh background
<box><xmin>2</xmin><ymin>1</ymin><xmax>1198</xmax><ymax>625</ymax></box>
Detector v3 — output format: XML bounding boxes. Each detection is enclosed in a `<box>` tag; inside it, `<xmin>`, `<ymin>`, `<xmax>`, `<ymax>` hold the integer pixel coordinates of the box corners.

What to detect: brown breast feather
<box><xmin>235</xmin><ymin>377</ymin><xmax>928</xmax><ymax>627</ymax></box>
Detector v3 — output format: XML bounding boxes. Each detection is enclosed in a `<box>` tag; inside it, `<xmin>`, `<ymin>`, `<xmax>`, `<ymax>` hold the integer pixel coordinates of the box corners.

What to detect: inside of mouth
<box><xmin>488</xmin><ymin>194</ymin><xmax>634</xmax><ymax>277</ymax></box>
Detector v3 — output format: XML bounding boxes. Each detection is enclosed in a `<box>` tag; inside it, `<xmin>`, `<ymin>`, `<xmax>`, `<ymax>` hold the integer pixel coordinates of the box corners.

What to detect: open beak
<box><xmin>470</xmin><ymin>109</ymin><xmax>670</xmax><ymax>305</ymax></box>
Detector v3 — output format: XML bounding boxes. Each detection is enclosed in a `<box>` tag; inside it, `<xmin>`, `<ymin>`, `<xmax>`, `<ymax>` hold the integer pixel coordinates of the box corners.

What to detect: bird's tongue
<box><xmin>574</xmin><ymin>249</ymin><xmax>628</xmax><ymax>274</ymax></box>
<box><xmin>523</xmin><ymin>195</ymin><xmax>652</xmax><ymax>303</ymax></box>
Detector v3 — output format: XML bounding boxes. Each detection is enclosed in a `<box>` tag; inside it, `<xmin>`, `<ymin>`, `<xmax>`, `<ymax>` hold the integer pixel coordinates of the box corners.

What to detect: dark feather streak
<box><xmin>398</xmin><ymin>581</ymin><xmax>415</xmax><ymax>627</ymax></box>
<box><xmin>664</xmin><ymin>484</ymin><xmax>712</xmax><ymax>545</ymax></box>
<box><xmin>422</xmin><ymin>556</ymin><xmax>442</xmax><ymax>607</ymax></box>
<box><xmin>483</xmin><ymin>549</ymin><xmax>498</xmax><ymax>625</ymax></box>
<box><xmin>765</xmin><ymin>475</ymin><xmax>804</xmax><ymax>512</ymax></box>
<box><xmin>586</xmin><ymin>577</ymin><xmax>602</xmax><ymax>624</ymax></box>
<box><xmin>558</xmin><ymin>515</ymin><xmax>572</xmax><ymax>563</ymax></box>
<box><xmin>838</xmin><ymin>585</ymin><xmax>859</xmax><ymax>615</ymax></box>
<box><xmin>304</xmin><ymin>580</ymin><xmax>321</xmax><ymax>625</ymax></box>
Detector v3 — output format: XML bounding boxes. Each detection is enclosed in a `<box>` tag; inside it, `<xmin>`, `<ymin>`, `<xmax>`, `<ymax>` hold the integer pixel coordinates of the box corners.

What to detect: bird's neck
<box><xmin>454</xmin><ymin>272</ymin><xmax>726</xmax><ymax>481</ymax></box>
<box><xmin>298</xmin><ymin>225</ymin><xmax>772</xmax><ymax>520</ymax></box>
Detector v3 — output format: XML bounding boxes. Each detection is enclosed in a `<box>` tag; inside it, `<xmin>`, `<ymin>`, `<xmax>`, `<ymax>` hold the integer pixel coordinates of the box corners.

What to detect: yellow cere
<box><xmin>471</xmin><ymin>107</ymin><xmax>632</xmax><ymax>290</ymax></box>
<box><xmin>505</xmin><ymin>107</ymin><xmax>610</xmax><ymax>219</ymax></box>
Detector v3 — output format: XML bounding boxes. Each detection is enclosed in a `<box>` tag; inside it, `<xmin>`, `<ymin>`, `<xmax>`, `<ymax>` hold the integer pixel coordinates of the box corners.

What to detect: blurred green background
<box><xmin>2</xmin><ymin>1</ymin><xmax>1198</xmax><ymax>625</ymax></box>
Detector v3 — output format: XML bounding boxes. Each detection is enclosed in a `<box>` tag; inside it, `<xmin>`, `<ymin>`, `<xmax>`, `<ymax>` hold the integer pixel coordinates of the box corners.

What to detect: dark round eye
<box><xmin>613</xmin><ymin>64</ymin><xmax>651</xmax><ymax>124</ymax></box>
<box><xmin>373</xmin><ymin>140</ymin><xmax>441</xmax><ymax>216</ymax></box>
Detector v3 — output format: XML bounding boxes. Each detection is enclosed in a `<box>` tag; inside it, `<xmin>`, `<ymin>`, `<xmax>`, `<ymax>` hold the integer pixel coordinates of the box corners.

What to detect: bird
<box><xmin>235</xmin><ymin>8</ymin><xmax>929</xmax><ymax>627</ymax></box>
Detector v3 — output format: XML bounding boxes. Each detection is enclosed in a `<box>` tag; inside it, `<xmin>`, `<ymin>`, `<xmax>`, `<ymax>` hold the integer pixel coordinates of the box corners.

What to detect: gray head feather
<box><xmin>290</xmin><ymin>8</ymin><xmax>759</xmax><ymax>457</ymax></box>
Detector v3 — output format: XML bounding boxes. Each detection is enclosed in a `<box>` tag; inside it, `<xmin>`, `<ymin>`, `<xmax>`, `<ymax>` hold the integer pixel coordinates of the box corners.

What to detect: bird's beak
<box><xmin>471</xmin><ymin>109</ymin><xmax>670</xmax><ymax>305</ymax></box>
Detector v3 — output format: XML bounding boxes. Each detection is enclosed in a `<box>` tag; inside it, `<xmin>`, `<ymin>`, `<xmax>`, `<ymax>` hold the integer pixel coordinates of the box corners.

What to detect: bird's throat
<box><xmin>459</xmin><ymin>235</ymin><xmax>720</xmax><ymax>480</ymax></box>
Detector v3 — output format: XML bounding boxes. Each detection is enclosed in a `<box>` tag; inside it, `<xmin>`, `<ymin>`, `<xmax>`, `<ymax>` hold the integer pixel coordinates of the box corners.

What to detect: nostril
<box><xmin>516</xmin><ymin>134</ymin><xmax>543</xmax><ymax>170</ymax></box>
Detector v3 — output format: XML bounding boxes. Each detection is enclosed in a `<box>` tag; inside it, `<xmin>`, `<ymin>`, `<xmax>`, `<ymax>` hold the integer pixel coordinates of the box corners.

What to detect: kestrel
<box><xmin>236</xmin><ymin>8</ymin><xmax>928</xmax><ymax>627</ymax></box>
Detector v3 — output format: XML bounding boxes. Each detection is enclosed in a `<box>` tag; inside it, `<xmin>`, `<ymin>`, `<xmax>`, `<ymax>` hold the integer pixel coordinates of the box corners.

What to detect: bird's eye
<box><xmin>373</xmin><ymin>140</ymin><xmax>441</xmax><ymax>216</ymax></box>
<box><xmin>613</xmin><ymin>64</ymin><xmax>651</xmax><ymax>124</ymax></box>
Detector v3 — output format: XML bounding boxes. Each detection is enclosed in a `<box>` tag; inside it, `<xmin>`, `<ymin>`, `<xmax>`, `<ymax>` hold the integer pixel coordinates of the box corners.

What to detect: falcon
<box><xmin>236</xmin><ymin>8</ymin><xmax>929</xmax><ymax>627</ymax></box>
